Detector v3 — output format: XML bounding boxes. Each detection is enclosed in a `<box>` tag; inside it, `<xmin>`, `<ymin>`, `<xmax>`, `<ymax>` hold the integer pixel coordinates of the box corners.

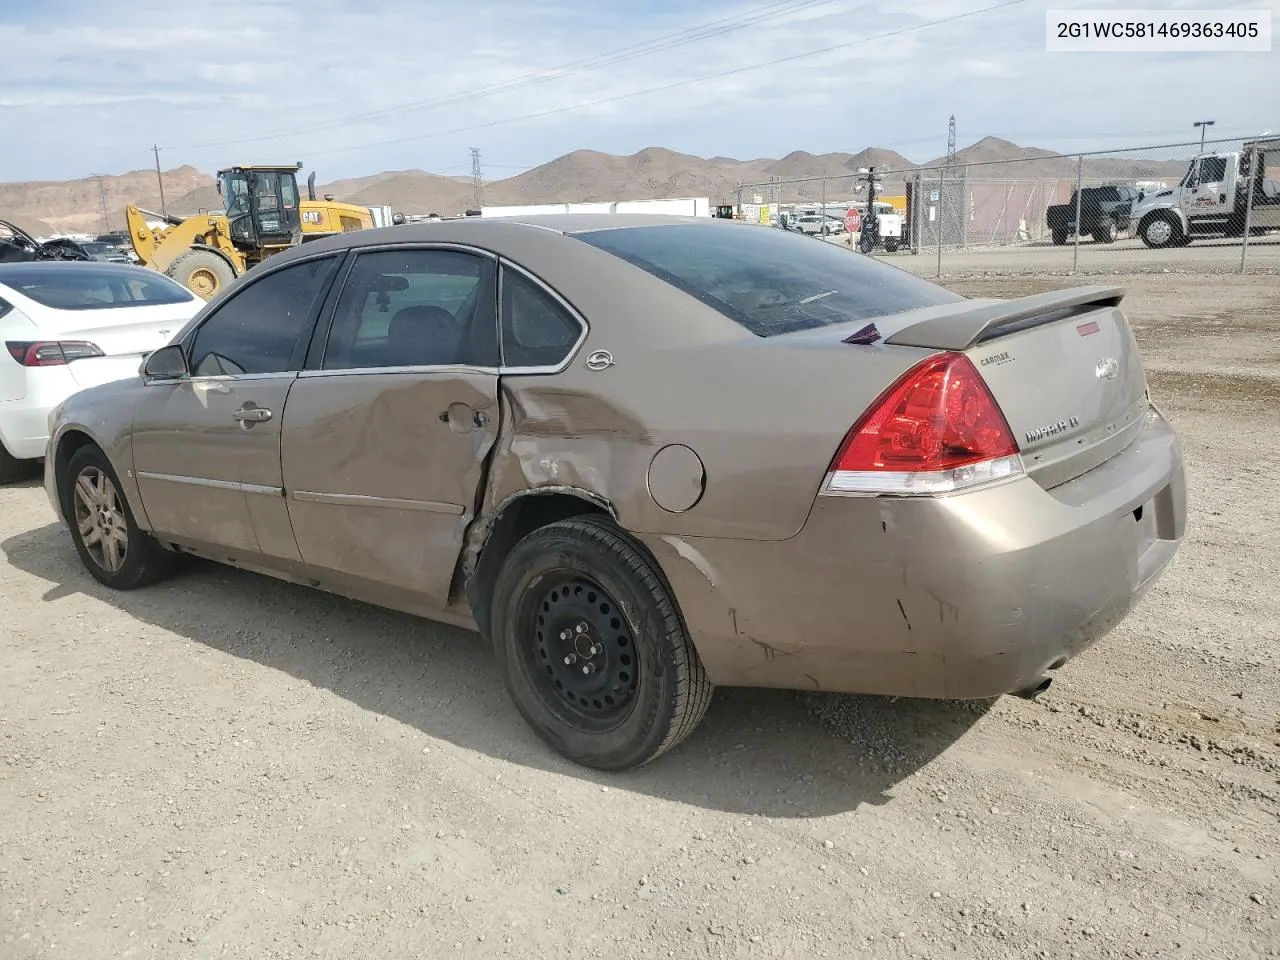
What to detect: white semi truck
<box><xmin>1131</xmin><ymin>137</ymin><xmax>1280</xmax><ymax>248</ymax></box>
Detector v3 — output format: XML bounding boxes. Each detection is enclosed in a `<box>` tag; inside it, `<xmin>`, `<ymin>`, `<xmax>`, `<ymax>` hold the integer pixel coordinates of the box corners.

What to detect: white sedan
<box><xmin>1</xmin><ymin>262</ymin><xmax>202</xmax><ymax>482</ymax></box>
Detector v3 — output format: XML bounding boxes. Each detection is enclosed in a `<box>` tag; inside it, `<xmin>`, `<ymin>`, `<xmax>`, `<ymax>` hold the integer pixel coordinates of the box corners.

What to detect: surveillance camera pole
<box><xmin>1193</xmin><ymin>119</ymin><xmax>1215</xmax><ymax>153</ymax></box>
<box><xmin>856</xmin><ymin>166</ymin><xmax>883</xmax><ymax>254</ymax></box>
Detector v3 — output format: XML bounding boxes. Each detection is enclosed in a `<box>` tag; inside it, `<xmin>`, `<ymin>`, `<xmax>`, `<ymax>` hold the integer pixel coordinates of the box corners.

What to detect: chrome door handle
<box><xmin>233</xmin><ymin>406</ymin><xmax>272</xmax><ymax>423</ymax></box>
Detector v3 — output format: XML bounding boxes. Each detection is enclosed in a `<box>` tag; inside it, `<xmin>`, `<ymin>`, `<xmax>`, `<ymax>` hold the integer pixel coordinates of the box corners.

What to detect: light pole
<box><xmin>1193</xmin><ymin>120</ymin><xmax>1215</xmax><ymax>152</ymax></box>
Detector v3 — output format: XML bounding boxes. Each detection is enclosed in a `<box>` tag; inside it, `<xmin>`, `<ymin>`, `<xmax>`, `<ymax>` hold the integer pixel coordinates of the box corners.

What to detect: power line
<box><xmin>165</xmin><ymin>0</ymin><xmax>838</xmax><ymax>152</ymax></box>
<box><xmin>299</xmin><ymin>0</ymin><xmax>1024</xmax><ymax>161</ymax></box>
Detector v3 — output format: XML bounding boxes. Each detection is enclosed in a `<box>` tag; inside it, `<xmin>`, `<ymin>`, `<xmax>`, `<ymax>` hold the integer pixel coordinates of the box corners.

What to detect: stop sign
<box><xmin>844</xmin><ymin>208</ymin><xmax>862</xmax><ymax>233</ymax></box>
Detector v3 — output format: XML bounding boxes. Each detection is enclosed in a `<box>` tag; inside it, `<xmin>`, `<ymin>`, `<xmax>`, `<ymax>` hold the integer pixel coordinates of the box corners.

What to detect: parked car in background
<box><xmin>0</xmin><ymin>219</ymin><xmax>92</xmax><ymax>264</ymax></box>
<box><xmin>44</xmin><ymin>216</ymin><xmax>1186</xmax><ymax>771</ymax></box>
<box><xmin>79</xmin><ymin>240</ymin><xmax>133</xmax><ymax>263</ymax></box>
<box><xmin>1045</xmin><ymin>185</ymin><xmax>1139</xmax><ymax>245</ymax></box>
<box><xmin>1</xmin><ymin>261</ymin><xmax>202</xmax><ymax>482</ymax></box>
<box><xmin>794</xmin><ymin>214</ymin><xmax>845</xmax><ymax>235</ymax></box>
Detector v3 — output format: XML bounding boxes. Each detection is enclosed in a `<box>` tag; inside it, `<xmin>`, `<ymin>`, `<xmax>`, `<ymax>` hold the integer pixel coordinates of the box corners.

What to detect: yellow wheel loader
<box><xmin>126</xmin><ymin>163</ymin><xmax>375</xmax><ymax>300</ymax></box>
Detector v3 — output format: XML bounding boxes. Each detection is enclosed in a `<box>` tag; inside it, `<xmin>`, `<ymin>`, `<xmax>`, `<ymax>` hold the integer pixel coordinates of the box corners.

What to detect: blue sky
<box><xmin>1</xmin><ymin>0</ymin><xmax>1277</xmax><ymax>183</ymax></box>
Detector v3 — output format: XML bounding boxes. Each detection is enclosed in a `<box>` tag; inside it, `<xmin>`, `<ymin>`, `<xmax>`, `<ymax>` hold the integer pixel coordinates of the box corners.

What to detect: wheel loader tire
<box><xmin>166</xmin><ymin>249</ymin><xmax>236</xmax><ymax>301</ymax></box>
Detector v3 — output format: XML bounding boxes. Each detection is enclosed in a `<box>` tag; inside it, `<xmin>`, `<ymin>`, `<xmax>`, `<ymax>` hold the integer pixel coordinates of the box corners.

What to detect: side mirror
<box><xmin>142</xmin><ymin>344</ymin><xmax>188</xmax><ymax>380</ymax></box>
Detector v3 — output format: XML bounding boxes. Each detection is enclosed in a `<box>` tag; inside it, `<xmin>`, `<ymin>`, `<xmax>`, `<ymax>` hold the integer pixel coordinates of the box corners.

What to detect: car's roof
<box><xmin>272</xmin><ymin>213</ymin><xmax>748</xmax><ymax>263</ymax></box>
<box><xmin>0</xmin><ymin>260</ymin><xmax>155</xmax><ymax>278</ymax></box>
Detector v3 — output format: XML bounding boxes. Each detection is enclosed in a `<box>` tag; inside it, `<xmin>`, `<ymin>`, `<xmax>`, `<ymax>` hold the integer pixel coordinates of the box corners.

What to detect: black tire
<box><xmin>61</xmin><ymin>444</ymin><xmax>176</xmax><ymax>590</ymax></box>
<box><xmin>1092</xmin><ymin>220</ymin><xmax>1118</xmax><ymax>244</ymax></box>
<box><xmin>0</xmin><ymin>440</ymin><xmax>30</xmax><ymax>485</ymax></box>
<box><xmin>1051</xmin><ymin>228</ymin><xmax>1068</xmax><ymax>245</ymax></box>
<box><xmin>166</xmin><ymin>249</ymin><xmax>236</xmax><ymax>301</ymax></box>
<box><xmin>489</xmin><ymin>516</ymin><xmax>714</xmax><ymax>771</ymax></box>
<box><xmin>821</xmin><ymin>224</ymin><xmax>830</xmax><ymax>236</ymax></box>
<box><xmin>883</xmin><ymin>238</ymin><xmax>900</xmax><ymax>253</ymax></box>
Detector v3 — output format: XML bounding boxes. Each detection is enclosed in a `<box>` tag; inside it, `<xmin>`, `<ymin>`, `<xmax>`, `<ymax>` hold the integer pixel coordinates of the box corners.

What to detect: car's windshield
<box><xmin>0</xmin><ymin>266</ymin><xmax>195</xmax><ymax>310</ymax></box>
<box><xmin>573</xmin><ymin>222</ymin><xmax>960</xmax><ymax>337</ymax></box>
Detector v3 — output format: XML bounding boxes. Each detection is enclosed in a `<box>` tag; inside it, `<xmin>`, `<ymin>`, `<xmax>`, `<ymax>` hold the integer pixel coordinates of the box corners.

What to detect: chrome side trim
<box><xmin>135</xmin><ymin>471</ymin><xmax>283</xmax><ymax>497</ymax></box>
<box><xmin>298</xmin><ymin>364</ymin><xmax>500</xmax><ymax>379</ymax></box>
<box><xmin>291</xmin><ymin>490</ymin><xmax>465</xmax><ymax>515</ymax></box>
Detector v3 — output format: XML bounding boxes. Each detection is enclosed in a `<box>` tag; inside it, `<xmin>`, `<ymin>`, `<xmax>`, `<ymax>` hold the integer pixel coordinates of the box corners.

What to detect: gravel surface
<box><xmin>2</xmin><ymin>272</ymin><xmax>1277</xmax><ymax>959</ymax></box>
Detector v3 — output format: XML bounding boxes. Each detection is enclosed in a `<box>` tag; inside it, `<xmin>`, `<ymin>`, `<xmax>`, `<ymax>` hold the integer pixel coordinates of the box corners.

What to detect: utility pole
<box><xmin>1193</xmin><ymin>119</ymin><xmax>1215</xmax><ymax>152</ymax></box>
<box><xmin>470</xmin><ymin>147</ymin><xmax>484</xmax><ymax>211</ymax></box>
<box><xmin>95</xmin><ymin>177</ymin><xmax>111</xmax><ymax>233</ymax></box>
<box><xmin>945</xmin><ymin>114</ymin><xmax>957</xmax><ymax>172</ymax></box>
<box><xmin>152</xmin><ymin>144</ymin><xmax>168</xmax><ymax>218</ymax></box>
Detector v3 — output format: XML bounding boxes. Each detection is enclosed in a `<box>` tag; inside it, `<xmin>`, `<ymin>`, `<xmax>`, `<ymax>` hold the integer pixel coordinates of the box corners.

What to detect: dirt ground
<box><xmin>2</xmin><ymin>272</ymin><xmax>1278</xmax><ymax>960</ymax></box>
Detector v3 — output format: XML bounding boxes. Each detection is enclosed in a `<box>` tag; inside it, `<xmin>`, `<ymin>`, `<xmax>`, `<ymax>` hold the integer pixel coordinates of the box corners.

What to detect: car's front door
<box><xmin>131</xmin><ymin>253</ymin><xmax>342</xmax><ymax>559</ymax></box>
<box><xmin>280</xmin><ymin>246</ymin><xmax>502</xmax><ymax>612</ymax></box>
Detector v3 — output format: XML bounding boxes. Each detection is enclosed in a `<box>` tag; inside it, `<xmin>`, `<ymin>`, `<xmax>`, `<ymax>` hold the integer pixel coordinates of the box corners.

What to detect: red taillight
<box><xmin>824</xmin><ymin>351</ymin><xmax>1023</xmax><ymax>496</ymax></box>
<box><xmin>5</xmin><ymin>340</ymin><xmax>104</xmax><ymax>367</ymax></box>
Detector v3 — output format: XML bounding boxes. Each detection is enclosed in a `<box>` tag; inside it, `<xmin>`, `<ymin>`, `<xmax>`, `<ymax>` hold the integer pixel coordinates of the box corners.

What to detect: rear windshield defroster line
<box><xmin>573</xmin><ymin>222</ymin><xmax>960</xmax><ymax>338</ymax></box>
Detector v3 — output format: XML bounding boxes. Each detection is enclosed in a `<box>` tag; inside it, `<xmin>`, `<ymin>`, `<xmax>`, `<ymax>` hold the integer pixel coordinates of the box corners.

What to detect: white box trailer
<box><xmin>613</xmin><ymin>197</ymin><xmax>710</xmax><ymax>217</ymax></box>
<box><xmin>480</xmin><ymin>197</ymin><xmax>711</xmax><ymax>218</ymax></box>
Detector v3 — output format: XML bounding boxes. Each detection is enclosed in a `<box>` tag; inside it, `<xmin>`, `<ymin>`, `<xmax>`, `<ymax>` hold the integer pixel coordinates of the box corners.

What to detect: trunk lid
<box><xmin>29</xmin><ymin>301</ymin><xmax>196</xmax><ymax>357</ymax></box>
<box><xmin>877</xmin><ymin>285</ymin><xmax>1149</xmax><ymax>489</ymax></box>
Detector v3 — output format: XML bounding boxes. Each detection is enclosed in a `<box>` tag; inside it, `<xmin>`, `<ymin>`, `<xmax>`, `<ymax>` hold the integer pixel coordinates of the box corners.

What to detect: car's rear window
<box><xmin>0</xmin><ymin>266</ymin><xmax>194</xmax><ymax>311</ymax></box>
<box><xmin>572</xmin><ymin>222</ymin><xmax>961</xmax><ymax>337</ymax></box>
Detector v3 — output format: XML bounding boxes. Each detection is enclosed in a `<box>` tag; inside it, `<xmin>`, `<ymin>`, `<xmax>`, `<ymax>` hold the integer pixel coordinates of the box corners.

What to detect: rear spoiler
<box><xmin>883</xmin><ymin>284</ymin><xmax>1126</xmax><ymax>351</ymax></box>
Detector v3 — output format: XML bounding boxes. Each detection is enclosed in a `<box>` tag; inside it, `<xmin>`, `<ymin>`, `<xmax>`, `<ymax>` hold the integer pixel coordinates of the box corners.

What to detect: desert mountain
<box><xmin>0</xmin><ymin>165</ymin><xmax>213</xmax><ymax>235</ymax></box>
<box><xmin>2</xmin><ymin>138</ymin><xmax>1189</xmax><ymax>234</ymax></box>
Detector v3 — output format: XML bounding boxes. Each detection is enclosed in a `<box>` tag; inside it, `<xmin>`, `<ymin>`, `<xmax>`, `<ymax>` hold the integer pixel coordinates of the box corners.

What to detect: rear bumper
<box><xmin>0</xmin><ymin>356</ymin><xmax>142</xmax><ymax>461</ymax></box>
<box><xmin>643</xmin><ymin>405</ymin><xmax>1187</xmax><ymax>700</ymax></box>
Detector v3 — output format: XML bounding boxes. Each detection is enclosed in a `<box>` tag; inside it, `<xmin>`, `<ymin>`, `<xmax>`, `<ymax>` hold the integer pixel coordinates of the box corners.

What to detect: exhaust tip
<box><xmin>1014</xmin><ymin>676</ymin><xmax>1053</xmax><ymax>700</ymax></box>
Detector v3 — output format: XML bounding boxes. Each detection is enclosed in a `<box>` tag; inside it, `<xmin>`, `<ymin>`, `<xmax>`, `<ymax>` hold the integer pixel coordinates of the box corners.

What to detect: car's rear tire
<box><xmin>0</xmin><ymin>440</ymin><xmax>30</xmax><ymax>485</ymax></box>
<box><xmin>489</xmin><ymin>516</ymin><xmax>714</xmax><ymax>771</ymax></box>
<box><xmin>1051</xmin><ymin>228</ymin><xmax>1068</xmax><ymax>245</ymax></box>
<box><xmin>1093</xmin><ymin>220</ymin><xmax>1118</xmax><ymax>243</ymax></box>
<box><xmin>883</xmin><ymin>238</ymin><xmax>900</xmax><ymax>253</ymax></box>
<box><xmin>61</xmin><ymin>445</ymin><xmax>176</xmax><ymax>590</ymax></box>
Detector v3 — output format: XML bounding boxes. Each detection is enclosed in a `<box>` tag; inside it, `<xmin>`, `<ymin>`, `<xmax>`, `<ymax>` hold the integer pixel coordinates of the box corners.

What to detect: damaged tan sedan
<box><xmin>44</xmin><ymin>215</ymin><xmax>1187</xmax><ymax>770</ymax></box>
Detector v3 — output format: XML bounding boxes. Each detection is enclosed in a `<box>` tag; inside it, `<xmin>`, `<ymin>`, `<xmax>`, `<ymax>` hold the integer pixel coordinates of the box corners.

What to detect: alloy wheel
<box><xmin>72</xmin><ymin>466</ymin><xmax>129</xmax><ymax>573</ymax></box>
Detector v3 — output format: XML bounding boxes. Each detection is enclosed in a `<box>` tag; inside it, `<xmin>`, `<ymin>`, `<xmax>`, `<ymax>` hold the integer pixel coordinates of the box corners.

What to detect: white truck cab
<box><xmin>1132</xmin><ymin>137</ymin><xmax>1280</xmax><ymax>248</ymax></box>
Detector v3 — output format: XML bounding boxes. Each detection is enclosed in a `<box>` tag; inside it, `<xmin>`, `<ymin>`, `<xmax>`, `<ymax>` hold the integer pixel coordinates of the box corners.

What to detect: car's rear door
<box><xmin>280</xmin><ymin>245</ymin><xmax>503</xmax><ymax>612</ymax></box>
<box><xmin>131</xmin><ymin>253</ymin><xmax>342</xmax><ymax>559</ymax></box>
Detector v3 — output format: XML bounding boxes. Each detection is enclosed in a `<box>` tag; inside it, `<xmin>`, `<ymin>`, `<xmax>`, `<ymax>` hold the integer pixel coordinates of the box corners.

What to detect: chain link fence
<box><xmin>735</xmin><ymin>133</ymin><xmax>1280</xmax><ymax>278</ymax></box>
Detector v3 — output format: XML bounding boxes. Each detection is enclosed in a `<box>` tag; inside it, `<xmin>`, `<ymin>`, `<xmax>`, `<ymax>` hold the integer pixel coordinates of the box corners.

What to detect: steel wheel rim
<box><xmin>188</xmin><ymin>267</ymin><xmax>219</xmax><ymax>299</ymax></box>
<box><xmin>1146</xmin><ymin>220</ymin><xmax>1171</xmax><ymax>245</ymax></box>
<box><xmin>72</xmin><ymin>466</ymin><xmax>129</xmax><ymax>573</ymax></box>
<box><xmin>519</xmin><ymin>574</ymin><xmax>639</xmax><ymax>731</ymax></box>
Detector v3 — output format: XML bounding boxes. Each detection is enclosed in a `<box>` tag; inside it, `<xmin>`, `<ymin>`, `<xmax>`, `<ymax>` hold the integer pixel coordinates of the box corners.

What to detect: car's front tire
<box><xmin>490</xmin><ymin>516</ymin><xmax>714</xmax><ymax>771</ymax></box>
<box><xmin>61</xmin><ymin>444</ymin><xmax>176</xmax><ymax>589</ymax></box>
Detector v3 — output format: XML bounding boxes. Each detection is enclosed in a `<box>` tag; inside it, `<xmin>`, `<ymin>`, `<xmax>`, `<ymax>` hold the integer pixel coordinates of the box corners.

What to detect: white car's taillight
<box><xmin>5</xmin><ymin>340</ymin><xmax>105</xmax><ymax>366</ymax></box>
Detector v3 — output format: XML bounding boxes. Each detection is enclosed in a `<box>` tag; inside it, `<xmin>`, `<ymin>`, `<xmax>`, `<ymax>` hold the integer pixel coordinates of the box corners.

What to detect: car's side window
<box><xmin>500</xmin><ymin>268</ymin><xmax>583</xmax><ymax>369</ymax></box>
<box><xmin>321</xmin><ymin>249</ymin><xmax>497</xmax><ymax>370</ymax></box>
<box><xmin>188</xmin><ymin>255</ymin><xmax>340</xmax><ymax>377</ymax></box>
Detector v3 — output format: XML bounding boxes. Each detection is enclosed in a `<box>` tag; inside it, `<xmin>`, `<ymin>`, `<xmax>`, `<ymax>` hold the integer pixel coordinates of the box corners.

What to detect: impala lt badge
<box><xmin>1025</xmin><ymin>416</ymin><xmax>1080</xmax><ymax>444</ymax></box>
<box><xmin>1095</xmin><ymin>356</ymin><xmax>1119</xmax><ymax>380</ymax></box>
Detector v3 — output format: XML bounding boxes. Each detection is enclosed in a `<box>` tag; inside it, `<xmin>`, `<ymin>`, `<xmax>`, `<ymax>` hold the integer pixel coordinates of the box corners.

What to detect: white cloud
<box><xmin>0</xmin><ymin>0</ymin><xmax>1276</xmax><ymax>181</ymax></box>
